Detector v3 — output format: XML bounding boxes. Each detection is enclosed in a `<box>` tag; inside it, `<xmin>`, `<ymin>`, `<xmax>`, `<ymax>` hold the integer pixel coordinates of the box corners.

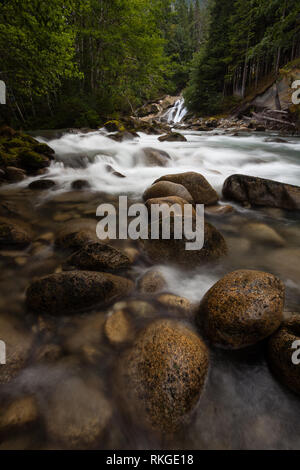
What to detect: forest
<box><xmin>0</xmin><ymin>0</ymin><xmax>300</xmax><ymax>128</ymax></box>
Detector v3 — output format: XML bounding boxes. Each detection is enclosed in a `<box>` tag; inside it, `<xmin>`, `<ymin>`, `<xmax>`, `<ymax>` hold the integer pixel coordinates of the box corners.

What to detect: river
<box><xmin>0</xmin><ymin>126</ymin><xmax>299</xmax><ymax>449</ymax></box>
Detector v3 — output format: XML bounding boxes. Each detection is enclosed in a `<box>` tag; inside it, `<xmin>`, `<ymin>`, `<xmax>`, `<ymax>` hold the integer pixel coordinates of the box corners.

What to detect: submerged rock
<box><xmin>117</xmin><ymin>319</ymin><xmax>209</xmax><ymax>432</ymax></box>
<box><xmin>108</xmin><ymin>130</ymin><xmax>138</xmax><ymax>142</ymax></box>
<box><xmin>205</xmin><ymin>204</ymin><xmax>234</xmax><ymax>216</ymax></box>
<box><xmin>268</xmin><ymin>315</ymin><xmax>300</xmax><ymax>395</ymax></box>
<box><xmin>104</xmin><ymin>309</ymin><xmax>133</xmax><ymax>346</ymax></box>
<box><xmin>242</xmin><ymin>222</ymin><xmax>285</xmax><ymax>247</ymax></box>
<box><xmin>0</xmin><ymin>218</ymin><xmax>33</xmax><ymax>249</ymax></box>
<box><xmin>0</xmin><ymin>314</ymin><xmax>34</xmax><ymax>384</ymax></box>
<box><xmin>0</xmin><ymin>396</ymin><xmax>39</xmax><ymax>434</ymax></box>
<box><xmin>71</xmin><ymin>179</ymin><xmax>91</xmax><ymax>190</ymax></box>
<box><xmin>137</xmin><ymin>269</ymin><xmax>167</xmax><ymax>294</ymax></box>
<box><xmin>200</xmin><ymin>269</ymin><xmax>285</xmax><ymax>349</ymax></box>
<box><xmin>140</xmin><ymin>147</ymin><xmax>171</xmax><ymax>167</ymax></box>
<box><xmin>28</xmin><ymin>179</ymin><xmax>56</xmax><ymax>190</ymax></box>
<box><xmin>156</xmin><ymin>293</ymin><xmax>194</xmax><ymax>317</ymax></box>
<box><xmin>158</xmin><ymin>132</ymin><xmax>187</xmax><ymax>142</ymax></box>
<box><xmin>26</xmin><ymin>271</ymin><xmax>134</xmax><ymax>315</ymax></box>
<box><xmin>143</xmin><ymin>181</ymin><xmax>193</xmax><ymax>203</ymax></box>
<box><xmin>45</xmin><ymin>375</ymin><xmax>112</xmax><ymax>448</ymax></box>
<box><xmin>55</xmin><ymin>219</ymin><xmax>98</xmax><ymax>251</ymax></box>
<box><xmin>154</xmin><ymin>172</ymin><xmax>219</xmax><ymax>205</ymax></box>
<box><xmin>223</xmin><ymin>174</ymin><xmax>300</xmax><ymax>210</ymax></box>
<box><xmin>66</xmin><ymin>242</ymin><xmax>132</xmax><ymax>272</ymax></box>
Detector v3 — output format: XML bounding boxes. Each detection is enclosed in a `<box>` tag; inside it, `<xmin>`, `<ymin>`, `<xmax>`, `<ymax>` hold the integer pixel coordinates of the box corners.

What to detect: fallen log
<box><xmin>252</xmin><ymin>111</ymin><xmax>296</xmax><ymax>128</ymax></box>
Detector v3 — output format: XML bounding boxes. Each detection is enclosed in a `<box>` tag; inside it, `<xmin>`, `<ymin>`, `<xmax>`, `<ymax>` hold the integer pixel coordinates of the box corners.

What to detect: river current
<box><xmin>0</xmin><ymin>127</ymin><xmax>299</xmax><ymax>449</ymax></box>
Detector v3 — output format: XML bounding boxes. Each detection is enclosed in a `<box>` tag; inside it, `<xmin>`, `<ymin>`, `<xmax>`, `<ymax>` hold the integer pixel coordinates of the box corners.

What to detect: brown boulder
<box><xmin>28</xmin><ymin>179</ymin><xmax>56</xmax><ymax>190</ymax></box>
<box><xmin>143</xmin><ymin>181</ymin><xmax>193</xmax><ymax>203</ymax></box>
<box><xmin>117</xmin><ymin>319</ymin><xmax>209</xmax><ymax>432</ymax></box>
<box><xmin>0</xmin><ymin>218</ymin><xmax>33</xmax><ymax>249</ymax></box>
<box><xmin>154</xmin><ymin>172</ymin><xmax>219</xmax><ymax>205</ymax></box>
<box><xmin>142</xmin><ymin>215</ymin><xmax>227</xmax><ymax>268</ymax></box>
<box><xmin>223</xmin><ymin>174</ymin><xmax>300</xmax><ymax>210</ymax></box>
<box><xmin>268</xmin><ymin>315</ymin><xmax>300</xmax><ymax>395</ymax></box>
<box><xmin>5</xmin><ymin>167</ymin><xmax>26</xmax><ymax>182</ymax></box>
<box><xmin>145</xmin><ymin>196</ymin><xmax>196</xmax><ymax>217</ymax></box>
<box><xmin>26</xmin><ymin>271</ymin><xmax>134</xmax><ymax>315</ymax></box>
<box><xmin>200</xmin><ymin>270</ymin><xmax>285</xmax><ymax>349</ymax></box>
<box><xmin>66</xmin><ymin>242</ymin><xmax>132</xmax><ymax>272</ymax></box>
<box><xmin>158</xmin><ymin>132</ymin><xmax>187</xmax><ymax>142</ymax></box>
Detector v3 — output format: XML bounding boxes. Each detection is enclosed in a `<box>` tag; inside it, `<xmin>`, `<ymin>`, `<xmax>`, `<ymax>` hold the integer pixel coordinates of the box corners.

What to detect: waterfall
<box><xmin>164</xmin><ymin>98</ymin><xmax>188</xmax><ymax>124</ymax></box>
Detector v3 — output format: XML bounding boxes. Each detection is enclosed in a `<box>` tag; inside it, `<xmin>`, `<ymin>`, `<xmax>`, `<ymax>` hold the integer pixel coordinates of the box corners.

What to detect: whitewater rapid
<box><xmin>27</xmin><ymin>129</ymin><xmax>300</xmax><ymax>200</ymax></box>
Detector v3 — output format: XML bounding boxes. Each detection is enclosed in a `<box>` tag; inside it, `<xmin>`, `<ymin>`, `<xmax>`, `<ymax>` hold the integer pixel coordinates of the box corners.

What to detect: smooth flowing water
<box><xmin>0</xmin><ymin>128</ymin><xmax>299</xmax><ymax>450</ymax></box>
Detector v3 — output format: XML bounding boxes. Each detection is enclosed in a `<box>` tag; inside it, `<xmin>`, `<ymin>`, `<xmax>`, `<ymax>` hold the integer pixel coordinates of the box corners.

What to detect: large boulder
<box><xmin>268</xmin><ymin>315</ymin><xmax>300</xmax><ymax>395</ymax></box>
<box><xmin>142</xmin><ymin>215</ymin><xmax>227</xmax><ymax>268</ymax></box>
<box><xmin>200</xmin><ymin>270</ymin><xmax>285</xmax><ymax>349</ymax></box>
<box><xmin>154</xmin><ymin>172</ymin><xmax>219</xmax><ymax>205</ymax></box>
<box><xmin>26</xmin><ymin>271</ymin><xmax>134</xmax><ymax>315</ymax></box>
<box><xmin>117</xmin><ymin>319</ymin><xmax>209</xmax><ymax>432</ymax></box>
<box><xmin>0</xmin><ymin>218</ymin><xmax>33</xmax><ymax>249</ymax></box>
<box><xmin>223</xmin><ymin>174</ymin><xmax>300</xmax><ymax>210</ymax></box>
<box><xmin>66</xmin><ymin>242</ymin><xmax>132</xmax><ymax>272</ymax></box>
<box><xmin>143</xmin><ymin>181</ymin><xmax>193</xmax><ymax>203</ymax></box>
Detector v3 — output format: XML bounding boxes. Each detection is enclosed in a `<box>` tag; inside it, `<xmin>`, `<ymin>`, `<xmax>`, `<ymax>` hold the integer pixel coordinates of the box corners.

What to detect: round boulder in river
<box><xmin>154</xmin><ymin>172</ymin><xmax>219</xmax><ymax>205</ymax></box>
<box><xmin>142</xmin><ymin>215</ymin><xmax>227</xmax><ymax>268</ymax></box>
<box><xmin>26</xmin><ymin>271</ymin><xmax>134</xmax><ymax>315</ymax></box>
<box><xmin>199</xmin><ymin>270</ymin><xmax>285</xmax><ymax>349</ymax></box>
<box><xmin>117</xmin><ymin>319</ymin><xmax>209</xmax><ymax>432</ymax></box>
<box><xmin>268</xmin><ymin>315</ymin><xmax>300</xmax><ymax>395</ymax></box>
<box><xmin>143</xmin><ymin>181</ymin><xmax>194</xmax><ymax>204</ymax></box>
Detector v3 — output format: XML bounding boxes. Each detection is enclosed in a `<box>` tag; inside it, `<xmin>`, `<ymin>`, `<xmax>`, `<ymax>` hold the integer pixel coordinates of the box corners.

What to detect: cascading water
<box><xmin>164</xmin><ymin>97</ymin><xmax>188</xmax><ymax>124</ymax></box>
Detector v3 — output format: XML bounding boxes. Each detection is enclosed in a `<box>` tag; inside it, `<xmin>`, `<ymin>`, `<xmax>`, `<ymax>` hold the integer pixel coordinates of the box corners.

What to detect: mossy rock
<box><xmin>0</xmin><ymin>149</ymin><xmax>18</xmax><ymax>168</ymax></box>
<box><xmin>0</xmin><ymin>127</ymin><xmax>54</xmax><ymax>175</ymax></box>
<box><xmin>104</xmin><ymin>120</ymin><xmax>125</xmax><ymax>132</ymax></box>
<box><xmin>18</xmin><ymin>149</ymin><xmax>50</xmax><ymax>172</ymax></box>
<box><xmin>32</xmin><ymin>142</ymin><xmax>55</xmax><ymax>158</ymax></box>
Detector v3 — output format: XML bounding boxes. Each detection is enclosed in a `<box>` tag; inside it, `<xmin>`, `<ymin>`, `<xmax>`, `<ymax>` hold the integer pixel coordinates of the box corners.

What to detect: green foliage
<box><xmin>185</xmin><ymin>0</ymin><xmax>300</xmax><ymax>114</ymax></box>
